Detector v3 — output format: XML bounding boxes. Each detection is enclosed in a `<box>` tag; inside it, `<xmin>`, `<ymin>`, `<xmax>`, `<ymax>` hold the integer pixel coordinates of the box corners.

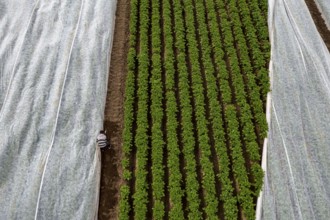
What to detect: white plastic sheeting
<box><xmin>0</xmin><ymin>0</ymin><xmax>116</xmax><ymax>219</ymax></box>
<box><xmin>260</xmin><ymin>0</ymin><xmax>330</xmax><ymax>219</ymax></box>
<box><xmin>314</xmin><ymin>0</ymin><xmax>330</xmax><ymax>30</ymax></box>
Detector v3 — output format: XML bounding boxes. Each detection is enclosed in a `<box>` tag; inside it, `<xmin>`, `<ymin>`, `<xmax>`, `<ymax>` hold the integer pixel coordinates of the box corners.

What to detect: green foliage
<box><xmin>119</xmin><ymin>0</ymin><xmax>270</xmax><ymax>219</ymax></box>
<box><xmin>119</xmin><ymin>185</ymin><xmax>131</xmax><ymax>220</ymax></box>
<box><xmin>182</xmin><ymin>0</ymin><xmax>221</xmax><ymax>218</ymax></box>
<box><xmin>132</xmin><ymin>0</ymin><xmax>151</xmax><ymax>218</ymax></box>
<box><xmin>119</xmin><ymin>0</ymin><xmax>139</xmax><ymax>218</ymax></box>
<box><xmin>163</xmin><ymin>0</ymin><xmax>185</xmax><ymax>219</ymax></box>
<box><xmin>172</xmin><ymin>0</ymin><xmax>202</xmax><ymax>218</ymax></box>
<box><xmin>150</xmin><ymin>0</ymin><xmax>165</xmax><ymax>218</ymax></box>
<box><xmin>225</xmin><ymin>0</ymin><xmax>265</xmax><ymax>197</ymax></box>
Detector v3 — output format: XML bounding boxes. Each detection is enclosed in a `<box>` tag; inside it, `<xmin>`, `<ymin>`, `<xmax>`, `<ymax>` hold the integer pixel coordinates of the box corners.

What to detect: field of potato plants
<box><xmin>3</xmin><ymin>0</ymin><xmax>330</xmax><ymax>219</ymax></box>
<box><xmin>119</xmin><ymin>0</ymin><xmax>270</xmax><ymax>219</ymax></box>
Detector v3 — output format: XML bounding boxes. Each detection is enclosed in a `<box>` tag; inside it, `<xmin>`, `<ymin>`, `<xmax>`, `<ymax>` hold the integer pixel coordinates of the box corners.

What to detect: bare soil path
<box><xmin>305</xmin><ymin>0</ymin><xmax>330</xmax><ymax>50</ymax></box>
<box><xmin>98</xmin><ymin>0</ymin><xmax>130</xmax><ymax>219</ymax></box>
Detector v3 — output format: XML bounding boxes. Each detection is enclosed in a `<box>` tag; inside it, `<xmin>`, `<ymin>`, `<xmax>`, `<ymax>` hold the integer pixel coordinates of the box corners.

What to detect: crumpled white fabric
<box><xmin>0</xmin><ymin>0</ymin><xmax>116</xmax><ymax>219</ymax></box>
<box><xmin>258</xmin><ymin>0</ymin><xmax>330</xmax><ymax>219</ymax></box>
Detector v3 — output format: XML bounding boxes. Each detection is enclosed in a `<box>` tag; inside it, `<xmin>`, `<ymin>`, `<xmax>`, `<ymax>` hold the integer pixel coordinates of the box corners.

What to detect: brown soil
<box><xmin>98</xmin><ymin>0</ymin><xmax>130</xmax><ymax>219</ymax></box>
<box><xmin>305</xmin><ymin>0</ymin><xmax>330</xmax><ymax>50</ymax></box>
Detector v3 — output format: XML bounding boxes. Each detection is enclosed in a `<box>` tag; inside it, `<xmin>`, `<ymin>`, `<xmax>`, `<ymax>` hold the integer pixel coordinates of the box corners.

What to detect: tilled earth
<box><xmin>98</xmin><ymin>0</ymin><xmax>130</xmax><ymax>219</ymax></box>
<box><xmin>305</xmin><ymin>0</ymin><xmax>330</xmax><ymax>50</ymax></box>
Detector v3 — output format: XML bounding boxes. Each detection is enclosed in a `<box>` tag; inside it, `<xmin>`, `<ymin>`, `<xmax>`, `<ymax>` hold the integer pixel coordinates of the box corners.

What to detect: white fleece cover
<box><xmin>259</xmin><ymin>0</ymin><xmax>330</xmax><ymax>219</ymax></box>
<box><xmin>0</xmin><ymin>0</ymin><xmax>116</xmax><ymax>219</ymax></box>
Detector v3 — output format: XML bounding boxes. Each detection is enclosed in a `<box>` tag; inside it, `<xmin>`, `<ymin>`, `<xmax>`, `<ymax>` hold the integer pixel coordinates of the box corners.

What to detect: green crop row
<box><xmin>245</xmin><ymin>0</ymin><xmax>270</xmax><ymax>60</ymax></box>
<box><xmin>258</xmin><ymin>0</ymin><xmax>268</xmax><ymax>19</ymax></box>
<box><xmin>194</xmin><ymin>0</ymin><xmax>240</xmax><ymax>219</ymax></box>
<box><xmin>183</xmin><ymin>0</ymin><xmax>228</xmax><ymax>218</ymax></box>
<box><xmin>119</xmin><ymin>0</ymin><xmax>139</xmax><ymax>218</ymax></box>
<box><xmin>225</xmin><ymin>105</ymin><xmax>255</xmax><ymax>220</ymax></box>
<box><xmin>224</xmin><ymin>0</ymin><xmax>264</xmax><ymax>195</ymax></box>
<box><xmin>150</xmin><ymin>0</ymin><xmax>165</xmax><ymax>219</ymax></box>
<box><xmin>225</xmin><ymin>0</ymin><xmax>268</xmax><ymax>140</ymax></box>
<box><xmin>119</xmin><ymin>0</ymin><xmax>269</xmax><ymax>219</ymax></box>
<box><xmin>163</xmin><ymin>0</ymin><xmax>185</xmax><ymax>219</ymax></box>
<box><xmin>214</xmin><ymin>0</ymin><xmax>262</xmax><ymax>219</ymax></box>
<box><xmin>172</xmin><ymin>0</ymin><xmax>202</xmax><ymax>218</ymax></box>
<box><xmin>234</xmin><ymin>0</ymin><xmax>269</xmax><ymax>101</ymax></box>
<box><xmin>132</xmin><ymin>0</ymin><xmax>150</xmax><ymax>218</ymax></box>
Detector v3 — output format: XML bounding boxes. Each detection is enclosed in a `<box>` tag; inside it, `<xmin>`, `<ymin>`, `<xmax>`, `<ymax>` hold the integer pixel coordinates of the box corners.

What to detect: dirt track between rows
<box><xmin>305</xmin><ymin>0</ymin><xmax>330</xmax><ymax>50</ymax></box>
<box><xmin>98</xmin><ymin>0</ymin><xmax>130</xmax><ymax>219</ymax></box>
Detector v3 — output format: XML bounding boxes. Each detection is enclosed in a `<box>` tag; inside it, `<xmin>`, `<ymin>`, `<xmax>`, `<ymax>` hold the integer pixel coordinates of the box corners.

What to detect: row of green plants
<box><xmin>201</xmin><ymin>0</ymin><xmax>240</xmax><ymax>219</ymax></box>
<box><xmin>224</xmin><ymin>0</ymin><xmax>265</xmax><ymax>195</ymax></box>
<box><xmin>182</xmin><ymin>0</ymin><xmax>220</xmax><ymax>218</ymax></box>
<box><xmin>119</xmin><ymin>0</ymin><xmax>139</xmax><ymax>218</ymax></box>
<box><xmin>245</xmin><ymin>0</ymin><xmax>270</xmax><ymax>60</ymax></box>
<box><xmin>258</xmin><ymin>0</ymin><xmax>268</xmax><ymax>20</ymax></box>
<box><xmin>119</xmin><ymin>0</ymin><xmax>269</xmax><ymax>219</ymax></box>
<box><xmin>224</xmin><ymin>0</ymin><xmax>268</xmax><ymax>140</ymax></box>
<box><xmin>172</xmin><ymin>0</ymin><xmax>202</xmax><ymax>218</ymax></box>
<box><xmin>150</xmin><ymin>0</ymin><xmax>165</xmax><ymax>218</ymax></box>
<box><xmin>214</xmin><ymin>0</ymin><xmax>262</xmax><ymax>218</ymax></box>
<box><xmin>234</xmin><ymin>0</ymin><xmax>270</xmax><ymax>101</ymax></box>
<box><xmin>132</xmin><ymin>0</ymin><xmax>151</xmax><ymax>218</ymax></box>
<box><xmin>224</xmin><ymin>104</ymin><xmax>255</xmax><ymax>220</ymax></box>
<box><xmin>163</xmin><ymin>0</ymin><xmax>185</xmax><ymax>218</ymax></box>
